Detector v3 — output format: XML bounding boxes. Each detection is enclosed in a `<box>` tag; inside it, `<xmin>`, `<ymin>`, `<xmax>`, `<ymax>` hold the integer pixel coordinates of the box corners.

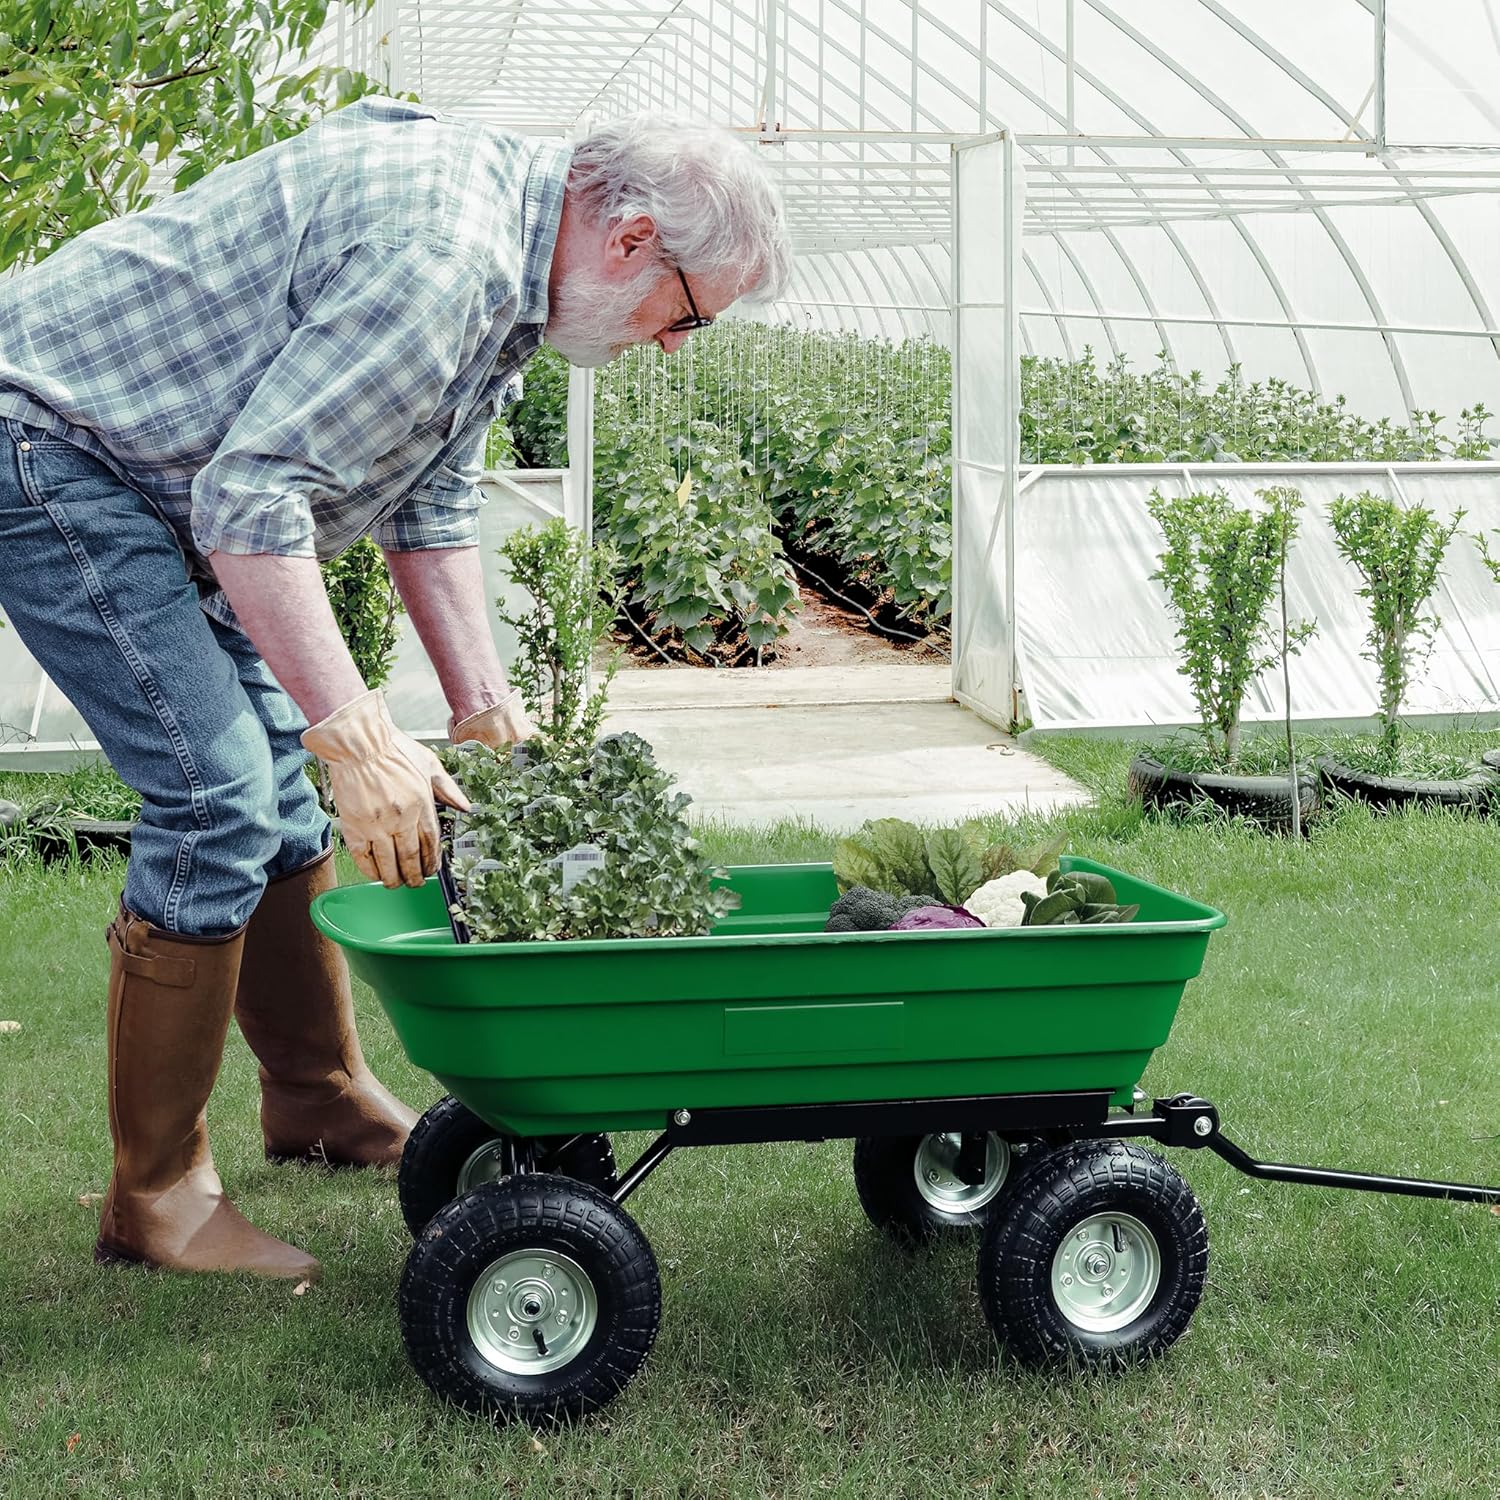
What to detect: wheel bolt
<box><xmin>492</xmin><ymin>1279</ymin><xmax>507</xmax><ymax>1293</ymax></box>
<box><xmin>927</xmin><ymin>1169</ymin><xmax>941</xmax><ymax>1184</ymax></box>
<box><xmin>1061</xmin><ymin>1273</ymin><xmax>1073</xmax><ymax>1286</ymax></box>
<box><xmin>557</xmin><ymin>1311</ymin><xmax>569</xmax><ymax>1325</ymax></box>
<box><xmin>508</xmin><ymin>1327</ymin><xmax>521</xmax><ymax>1341</ymax></box>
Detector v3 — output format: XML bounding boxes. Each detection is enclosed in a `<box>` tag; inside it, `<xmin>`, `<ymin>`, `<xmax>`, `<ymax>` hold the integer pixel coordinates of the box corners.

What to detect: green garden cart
<box><xmin>310</xmin><ymin>855</ymin><xmax>1500</xmax><ymax>1424</ymax></box>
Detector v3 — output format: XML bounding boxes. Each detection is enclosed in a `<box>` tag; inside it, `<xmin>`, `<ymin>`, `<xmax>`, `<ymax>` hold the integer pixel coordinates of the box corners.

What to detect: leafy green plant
<box><xmin>319</xmin><ymin>538</ymin><xmax>404</xmax><ymax>692</ymax></box>
<box><xmin>506</xmin><ymin>331</ymin><xmax>1495</xmax><ymax>671</ymax></box>
<box><xmin>484</xmin><ymin>418</ymin><xmax>516</xmax><ymax>470</ymax></box>
<box><xmin>1148</xmin><ymin>485</ymin><xmax>1314</xmax><ymax>768</ymax></box>
<box><xmin>496</xmin><ymin>517</ymin><xmax>622</xmax><ymax>753</ymax></box>
<box><xmin>593</xmin><ymin>408</ymin><xmax>796</xmax><ymax>664</ymax></box>
<box><xmin>1328</xmin><ymin>491</ymin><xmax>1462</xmax><ymax>765</ymax></box>
<box><xmin>1020</xmin><ymin>868</ymin><xmax>1139</xmax><ymax>927</ymax></box>
<box><xmin>439</xmin><ymin>732</ymin><xmax>737</xmax><ymax>943</ymax></box>
<box><xmin>1477</xmin><ymin>530</ymin><xmax>1500</xmax><ymax>586</ymax></box>
<box><xmin>0</xmin><ymin>0</ymin><xmax>396</xmax><ymax>274</ymax></box>
<box><xmin>832</xmin><ymin>819</ymin><xmax>1066</xmax><ymax>905</ymax></box>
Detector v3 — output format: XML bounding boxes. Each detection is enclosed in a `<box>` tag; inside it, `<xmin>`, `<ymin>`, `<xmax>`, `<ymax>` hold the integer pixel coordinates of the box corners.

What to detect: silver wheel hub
<box><xmin>457</xmin><ymin>1138</ymin><xmax>509</xmax><ymax>1194</ymax></box>
<box><xmin>1050</xmin><ymin>1212</ymin><xmax>1161</xmax><ymax>1333</ymax></box>
<box><xmin>913</xmin><ymin>1133</ymin><xmax>1010</xmax><ymax>1216</ymax></box>
<box><xmin>467</xmin><ymin>1249</ymin><xmax>598</xmax><ymax>1375</ymax></box>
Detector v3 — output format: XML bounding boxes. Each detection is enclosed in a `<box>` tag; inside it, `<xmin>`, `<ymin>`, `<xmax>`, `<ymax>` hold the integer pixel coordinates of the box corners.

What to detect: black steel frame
<box><xmin>607</xmin><ymin>1089</ymin><xmax>1500</xmax><ymax>1208</ymax></box>
<box><xmin>432</xmin><ymin>811</ymin><xmax>1497</xmax><ymax>1213</ymax></box>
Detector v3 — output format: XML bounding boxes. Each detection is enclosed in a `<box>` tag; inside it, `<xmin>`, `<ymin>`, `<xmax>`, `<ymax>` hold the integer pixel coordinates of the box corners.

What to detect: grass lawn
<box><xmin>1</xmin><ymin>736</ymin><xmax>1497</xmax><ymax>1499</ymax></box>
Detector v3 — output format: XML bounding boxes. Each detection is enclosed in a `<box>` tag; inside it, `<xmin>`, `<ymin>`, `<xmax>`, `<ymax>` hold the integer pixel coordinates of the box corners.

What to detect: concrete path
<box><xmin>600</xmin><ymin>665</ymin><xmax>1090</xmax><ymax>831</ymax></box>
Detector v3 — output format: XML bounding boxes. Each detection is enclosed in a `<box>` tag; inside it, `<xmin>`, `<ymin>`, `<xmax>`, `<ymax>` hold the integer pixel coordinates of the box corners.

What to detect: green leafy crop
<box><xmin>833</xmin><ymin>819</ymin><xmax>1066</xmax><ymax>906</ymax></box>
<box><xmin>439</xmin><ymin>732</ymin><xmax>739</xmax><ymax>944</ymax></box>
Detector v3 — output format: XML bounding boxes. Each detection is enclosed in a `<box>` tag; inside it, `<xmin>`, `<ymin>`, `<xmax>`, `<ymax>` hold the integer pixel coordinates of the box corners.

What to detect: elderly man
<box><xmin>0</xmin><ymin>99</ymin><xmax>790</xmax><ymax>1282</ymax></box>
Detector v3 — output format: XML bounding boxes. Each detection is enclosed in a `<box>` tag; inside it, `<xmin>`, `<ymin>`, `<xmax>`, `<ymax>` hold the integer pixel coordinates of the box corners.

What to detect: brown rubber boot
<box><xmin>235</xmin><ymin>847</ymin><xmax>417</xmax><ymax>1168</ymax></box>
<box><xmin>95</xmin><ymin>900</ymin><xmax>320</xmax><ymax>1280</ymax></box>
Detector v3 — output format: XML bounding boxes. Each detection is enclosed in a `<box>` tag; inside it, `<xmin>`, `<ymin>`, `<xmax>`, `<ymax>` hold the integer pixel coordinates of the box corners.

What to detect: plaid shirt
<box><xmin>0</xmin><ymin>97</ymin><xmax>569</xmax><ymax>628</ymax></box>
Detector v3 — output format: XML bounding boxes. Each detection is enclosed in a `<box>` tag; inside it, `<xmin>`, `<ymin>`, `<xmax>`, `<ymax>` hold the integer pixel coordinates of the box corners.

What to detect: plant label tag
<box><xmin>555</xmin><ymin>843</ymin><xmax>605</xmax><ymax>893</ymax></box>
<box><xmin>462</xmin><ymin>858</ymin><xmax>503</xmax><ymax>900</ymax></box>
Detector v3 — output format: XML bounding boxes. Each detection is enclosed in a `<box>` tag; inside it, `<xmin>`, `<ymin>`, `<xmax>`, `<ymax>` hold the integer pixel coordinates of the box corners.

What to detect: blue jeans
<box><xmin>0</xmin><ymin>418</ymin><xmax>330</xmax><ymax>935</ymax></box>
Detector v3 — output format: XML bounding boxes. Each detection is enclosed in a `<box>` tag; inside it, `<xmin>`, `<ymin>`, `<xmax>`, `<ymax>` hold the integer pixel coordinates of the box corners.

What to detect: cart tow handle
<box><xmin>1114</xmin><ymin>1095</ymin><xmax>1500</xmax><ymax>1206</ymax></box>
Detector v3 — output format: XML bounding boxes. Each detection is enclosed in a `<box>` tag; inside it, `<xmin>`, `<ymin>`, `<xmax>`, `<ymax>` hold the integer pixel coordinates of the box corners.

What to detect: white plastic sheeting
<box><xmin>950</xmin><ymin>134</ymin><xmax>1024</xmax><ymax>730</ymax></box>
<box><xmin>298</xmin><ymin>1</ymin><xmax>1500</xmax><ymax>423</ymax></box>
<box><xmin>0</xmin><ymin>470</ymin><xmax>576</xmax><ymax>765</ymax></box>
<box><xmin>1013</xmin><ymin>463</ymin><xmax>1500</xmax><ymax>732</ymax></box>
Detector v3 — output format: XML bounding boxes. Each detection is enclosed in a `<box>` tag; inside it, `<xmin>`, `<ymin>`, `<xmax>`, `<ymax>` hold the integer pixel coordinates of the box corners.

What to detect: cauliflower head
<box><xmin>965</xmin><ymin>870</ymin><xmax>1049</xmax><ymax>928</ymax></box>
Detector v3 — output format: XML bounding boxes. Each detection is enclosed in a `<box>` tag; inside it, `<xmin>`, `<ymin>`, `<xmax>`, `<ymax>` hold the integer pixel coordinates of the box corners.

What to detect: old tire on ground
<box><xmin>1316</xmin><ymin>756</ymin><xmax>1498</xmax><ymax>813</ymax></box>
<box><xmin>978</xmin><ymin>1140</ymin><xmax>1209</xmax><ymax>1370</ymax></box>
<box><xmin>1128</xmin><ymin>753</ymin><xmax>1318</xmax><ymax>833</ymax></box>
<box><xmin>852</xmin><ymin>1132</ymin><xmax>1056</xmax><ymax>1242</ymax></box>
<box><xmin>399</xmin><ymin>1174</ymin><xmax>661</xmax><ymax>1424</ymax></box>
<box><xmin>399</xmin><ymin>1094</ymin><xmax>616</xmax><ymax>1238</ymax></box>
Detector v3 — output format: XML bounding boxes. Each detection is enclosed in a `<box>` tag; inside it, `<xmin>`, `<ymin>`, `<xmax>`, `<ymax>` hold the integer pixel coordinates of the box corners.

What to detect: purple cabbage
<box><xmin>890</xmin><ymin>903</ymin><xmax>985</xmax><ymax>931</ymax></box>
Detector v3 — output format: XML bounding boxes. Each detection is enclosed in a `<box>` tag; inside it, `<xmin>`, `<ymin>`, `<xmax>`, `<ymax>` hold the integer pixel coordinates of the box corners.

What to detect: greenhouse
<box><xmin>2</xmin><ymin>3</ymin><xmax>1499</xmax><ymax>1494</ymax></box>
<box><xmin>4</xmin><ymin>0</ymin><xmax>1499</xmax><ymax>757</ymax></box>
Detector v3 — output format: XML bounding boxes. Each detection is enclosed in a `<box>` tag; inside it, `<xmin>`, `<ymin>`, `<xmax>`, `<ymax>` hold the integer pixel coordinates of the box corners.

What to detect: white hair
<box><xmin>567</xmin><ymin>114</ymin><xmax>792</xmax><ymax>302</ymax></box>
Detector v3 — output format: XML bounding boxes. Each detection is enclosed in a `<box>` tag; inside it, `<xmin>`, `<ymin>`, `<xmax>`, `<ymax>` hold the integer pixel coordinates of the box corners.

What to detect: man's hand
<box><xmin>449</xmin><ymin>688</ymin><xmax>537</xmax><ymax>749</ymax></box>
<box><xmin>302</xmin><ymin>690</ymin><xmax>470</xmax><ymax>888</ymax></box>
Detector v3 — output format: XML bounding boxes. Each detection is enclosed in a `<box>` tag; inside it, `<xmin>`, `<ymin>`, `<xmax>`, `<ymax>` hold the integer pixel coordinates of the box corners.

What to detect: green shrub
<box><xmin>1329</xmin><ymin>491</ymin><xmax>1463</xmax><ymax>764</ymax></box>
<box><xmin>1148</xmin><ymin>485</ymin><xmax>1313</xmax><ymax>768</ymax></box>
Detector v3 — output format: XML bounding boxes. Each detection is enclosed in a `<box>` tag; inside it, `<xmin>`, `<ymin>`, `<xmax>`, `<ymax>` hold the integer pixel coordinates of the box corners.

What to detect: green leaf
<box><xmin>1021</xmin><ymin>829</ymin><xmax>1069</xmax><ymax>878</ymax></box>
<box><xmin>831</xmin><ymin>835</ymin><xmax>884</xmax><ymax>895</ymax></box>
<box><xmin>925</xmin><ymin>827</ymin><xmax>983</xmax><ymax>906</ymax></box>
<box><xmin>864</xmin><ymin>818</ymin><xmax>936</xmax><ymax>897</ymax></box>
<box><xmin>108</xmin><ymin>29</ymin><xmax>133</xmax><ymax>75</ymax></box>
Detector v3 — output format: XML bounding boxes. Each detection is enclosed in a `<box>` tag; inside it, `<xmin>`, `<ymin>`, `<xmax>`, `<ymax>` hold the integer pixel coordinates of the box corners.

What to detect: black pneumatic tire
<box><xmin>399</xmin><ymin>1094</ymin><xmax>617</xmax><ymax>1238</ymax></box>
<box><xmin>852</xmin><ymin>1132</ymin><xmax>1053</xmax><ymax>1241</ymax></box>
<box><xmin>399</xmin><ymin>1174</ymin><xmax>662</xmax><ymax>1425</ymax></box>
<box><xmin>978</xmin><ymin>1141</ymin><xmax>1209</xmax><ymax>1370</ymax></box>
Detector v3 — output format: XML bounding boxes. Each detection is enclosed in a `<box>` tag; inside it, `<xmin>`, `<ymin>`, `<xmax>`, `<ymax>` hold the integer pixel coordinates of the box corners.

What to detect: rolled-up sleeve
<box><xmin>372</xmin><ymin>419</ymin><xmax>488</xmax><ymax>551</ymax></box>
<box><xmin>190</xmin><ymin>237</ymin><xmax>499</xmax><ymax>558</ymax></box>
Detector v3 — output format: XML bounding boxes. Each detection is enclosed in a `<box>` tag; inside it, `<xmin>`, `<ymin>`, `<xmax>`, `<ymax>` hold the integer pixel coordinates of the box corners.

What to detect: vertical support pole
<box><xmin>373</xmin><ymin>0</ymin><xmax>404</xmax><ymax>94</ymax></box>
<box><xmin>1066</xmin><ymin>0</ymin><xmax>1076</xmax><ymax>167</ymax></box>
<box><xmin>564</xmin><ymin>112</ymin><xmax>597</xmax><ymax>693</ymax></box>
<box><xmin>948</xmin><ymin>140</ymin><xmax>962</xmax><ymax>708</ymax></box>
<box><xmin>1373</xmin><ymin>0</ymin><xmax>1387</xmax><ymax>149</ymax></box>
<box><xmin>758</xmin><ymin>0</ymin><xmax>779</xmax><ymax>129</ymax></box>
<box><xmin>1002</xmin><ymin>130</ymin><xmax>1021</xmax><ymax>728</ymax></box>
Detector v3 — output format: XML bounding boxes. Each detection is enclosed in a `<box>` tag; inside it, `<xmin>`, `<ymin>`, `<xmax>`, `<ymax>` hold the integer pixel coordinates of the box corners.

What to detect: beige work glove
<box><xmin>302</xmin><ymin>689</ymin><xmax>470</xmax><ymax>889</ymax></box>
<box><xmin>448</xmin><ymin>688</ymin><xmax>537</xmax><ymax>749</ymax></box>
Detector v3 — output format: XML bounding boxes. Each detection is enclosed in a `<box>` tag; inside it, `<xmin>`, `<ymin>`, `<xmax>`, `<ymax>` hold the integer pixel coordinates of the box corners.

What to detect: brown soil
<box><xmin>611</xmin><ymin>577</ymin><xmax>947</xmax><ymax>671</ymax></box>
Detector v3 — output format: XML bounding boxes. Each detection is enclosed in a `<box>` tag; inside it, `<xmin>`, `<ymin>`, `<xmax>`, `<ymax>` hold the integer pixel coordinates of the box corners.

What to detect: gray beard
<box><xmin>544</xmin><ymin>264</ymin><xmax>661</xmax><ymax>367</ymax></box>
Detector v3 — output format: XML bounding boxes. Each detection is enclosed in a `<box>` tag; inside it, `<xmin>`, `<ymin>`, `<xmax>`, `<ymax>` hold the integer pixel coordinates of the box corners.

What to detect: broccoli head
<box><xmin>824</xmin><ymin>885</ymin><xmax>932</xmax><ymax>933</ymax></box>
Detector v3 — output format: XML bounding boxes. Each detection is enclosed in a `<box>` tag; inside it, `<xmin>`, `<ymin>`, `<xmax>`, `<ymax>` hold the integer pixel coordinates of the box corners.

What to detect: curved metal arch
<box><xmin>1077</xmin><ymin>0</ymin><xmax>1413</xmax><ymax>411</ymax></box>
<box><xmin>990</xmin><ymin>1</ymin><xmax>1318</xmax><ymax>393</ymax></box>
<box><xmin>1019</xmin><ymin>247</ymin><xmax>1074</xmax><ymax>362</ymax></box>
<box><xmin>867</xmin><ymin>243</ymin><xmax>944</xmax><ymax>342</ymax></box>
<box><xmin>962</xmin><ymin>35</ymin><xmax>1235</xmax><ymax>371</ymax></box>
<box><xmin>822</xmin><ymin>0</ymin><xmax>1241</xmax><ymax>379</ymax></box>
<box><xmin>1197</xmin><ymin>0</ymin><xmax>1500</xmax><ymax>379</ymax></box>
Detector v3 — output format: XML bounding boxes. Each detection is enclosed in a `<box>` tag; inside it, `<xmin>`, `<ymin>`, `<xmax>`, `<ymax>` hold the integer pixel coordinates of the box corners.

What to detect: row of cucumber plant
<box><xmin>502</xmin><ymin>327</ymin><xmax>1495</xmax><ymax>664</ymax></box>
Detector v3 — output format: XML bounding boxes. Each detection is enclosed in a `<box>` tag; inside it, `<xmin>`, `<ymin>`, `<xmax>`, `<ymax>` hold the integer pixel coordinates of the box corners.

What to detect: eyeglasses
<box><xmin>664</xmin><ymin>264</ymin><xmax>714</xmax><ymax>335</ymax></box>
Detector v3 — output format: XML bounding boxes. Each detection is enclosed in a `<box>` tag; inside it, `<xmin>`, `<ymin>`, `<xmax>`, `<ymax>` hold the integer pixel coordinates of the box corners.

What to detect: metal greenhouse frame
<box><xmin>3</xmin><ymin>0</ymin><xmax>1499</xmax><ymax>755</ymax></box>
